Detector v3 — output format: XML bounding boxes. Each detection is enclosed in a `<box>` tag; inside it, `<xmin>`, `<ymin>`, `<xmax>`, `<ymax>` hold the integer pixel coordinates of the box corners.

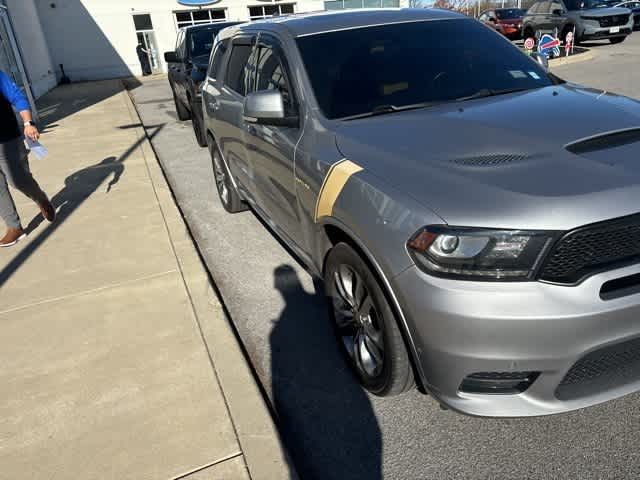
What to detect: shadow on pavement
<box><xmin>271</xmin><ymin>265</ymin><xmax>382</xmax><ymax>480</ymax></box>
<box><xmin>0</xmin><ymin>124</ymin><xmax>164</xmax><ymax>288</ymax></box>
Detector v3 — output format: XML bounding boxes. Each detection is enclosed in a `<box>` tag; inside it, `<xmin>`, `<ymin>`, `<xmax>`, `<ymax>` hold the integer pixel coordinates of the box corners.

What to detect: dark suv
<box><xmin>165</xmin><ymin>22</ymin><xmax>242</xmax><ymax>146</ymax></box>
<box><xmin>522</xmin><ymin>0</ymin><xmax>633</xmax><ymax>44</ymax></box>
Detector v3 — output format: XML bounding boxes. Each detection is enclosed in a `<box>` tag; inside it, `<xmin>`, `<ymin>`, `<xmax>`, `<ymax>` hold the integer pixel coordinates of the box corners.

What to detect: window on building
<box><xmin>248</xmin><ymin>3</ymin><xmax>296</xmax><ymax>20</ymax></box>
<box><xmin>174</xmin><ymin>9</ymin><xmax>227</xmax><ymax>29</ymax></box>
<box><xmin>324</xmin><ymin>0</ymin><xmax>400</xmax><ymax>8</ymax></box>
<box><xmin>133</xmin><ymin>14</ymin><xmax>153</xmax><ymax>31</ymax></box>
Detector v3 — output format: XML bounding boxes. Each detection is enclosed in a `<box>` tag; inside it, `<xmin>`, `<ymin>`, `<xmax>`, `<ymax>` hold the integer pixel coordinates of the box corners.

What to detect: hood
<box><xmin>334</xmin><ymin>85</ymin><xmax>640</xmax><ymax>231</ymax></box>
<box><xmin>576</xmin><ymin>6</ymin><xmax>631</xmax><ymax>16</ymax></box>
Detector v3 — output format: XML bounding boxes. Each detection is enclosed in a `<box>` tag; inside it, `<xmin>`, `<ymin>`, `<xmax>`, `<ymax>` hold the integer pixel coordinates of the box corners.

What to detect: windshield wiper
<box><xmin>456</xmin><ymin>87</ymin><xmax>531</xmax><ymax>102</ymax></box>
<box><xmin>341</xmin><ymin>101</ymin><xmax>443</xmax><ymax>121</ymax></box>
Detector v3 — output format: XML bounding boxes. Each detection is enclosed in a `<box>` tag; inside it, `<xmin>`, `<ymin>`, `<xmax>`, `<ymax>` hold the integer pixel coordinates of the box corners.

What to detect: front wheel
<box><xmin>208</xmin><ymin>138</ymin><xmax>247</xmax><ymax>213</ymax></box>
<box><xmin>172</xmin><ymin>87</ymin><xmax>191</xmax><ymax>121</ymax></box>
<box><xmin>192</xmin><ymin>100</ymin><xmax>207</xmax><ymax>147</ymax></box>
<box><xmin>325</xmin><ymin>242</ymin><xmax>415</xmax><ymax>397</ymax></box>
<box><xmin>609</xmin><ymin>36</ymin><xmax>625</xmax><ymax>44</ymax></box>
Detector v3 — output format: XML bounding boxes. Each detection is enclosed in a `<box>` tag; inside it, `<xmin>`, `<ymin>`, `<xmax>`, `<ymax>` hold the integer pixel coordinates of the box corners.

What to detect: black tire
<box><xmin>192</xmin><ymin>100</ymin><xmax>207</xmax><ymax>147</ymax></box>
<box><xmin>609</xmin><ymin>36</ymin><xmax>625</xmax><ymax>44</ymax></box>
<box><xmin>208</xmin><ymin>136</ymin><xmax>247</xmax><ymax>213</ymax></box>
<box><xmin>523</xmin><ymin>26</ymin><xmax>535</xmax><ymax>40</ymax></box>
<box><xmin>172</xmin><ymin>87</ymin><xmax>191</xmax><ymax>121</ymax></box>
<box><xmin>325</xmin><ymin>242</ymin><xmax>415</xmax><ymax>397</ymax></box>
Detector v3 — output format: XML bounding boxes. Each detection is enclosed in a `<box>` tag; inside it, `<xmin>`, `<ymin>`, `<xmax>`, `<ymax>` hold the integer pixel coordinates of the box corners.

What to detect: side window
<box><xmin>528</xmin><ymin>2</ymin><xmax>539</xmax><ymax>13</ymax></box>
<box><xmin>177</xmin><ymin>31</ymin><xmax>186</xmax><ymax>59</ymax></box>
<box><xmin>539</xmin><ymin>1</ymin><xmax>552</xmax><ymax>13</ymax></box>
<box><xmin>255</xmin><ymin>44</ymin><xmax>296</xmax><ymax>117</ymax></box>
<box><xmin>479</xmin><ymin>13</ymin><xmax>488</xmax><ymax>21</ymax></box>
<box><xmin>208</xmin><ymin>39</ymin><xmax>229</xmax><ymax>79</ymax></box>
<box><xmin>550</xmin><ymin>0</ymin><xmax>564</xmax><ymax>13</ymax></box>
<box><xmin>225</xmin><ymin>43</ymin><xmax>253</xmax><ymax>96</ymax></box>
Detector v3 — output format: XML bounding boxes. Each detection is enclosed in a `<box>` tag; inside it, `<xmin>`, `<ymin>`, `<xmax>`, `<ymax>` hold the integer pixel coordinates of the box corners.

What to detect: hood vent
<box><xmin>566</xmin><ymin>128</ymin><xmax>640</xmax><ymax>155</ymax></box>
<box><xmin>449</xmin><ymin>153</ymin><xmax>529</xmax><ymax>167</ymax></box>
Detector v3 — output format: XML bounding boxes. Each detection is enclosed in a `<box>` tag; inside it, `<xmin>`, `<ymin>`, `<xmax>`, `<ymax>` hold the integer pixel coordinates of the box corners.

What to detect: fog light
<box><xmin>459</xmin><ymin>371</ymin><xmax>540</xmax><ymax>394</ymax></box>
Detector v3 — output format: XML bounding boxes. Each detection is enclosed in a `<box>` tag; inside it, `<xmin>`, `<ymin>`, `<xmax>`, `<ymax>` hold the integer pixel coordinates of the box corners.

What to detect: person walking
<box><xmin>136</xmin><ymin>43</ymin><xmax>152</xmax><ymax>76</ymax></box>
<box><xmin>0</xmin><ymin>70</ymin><xmax>55</xmax><ymax>247</ymax></box>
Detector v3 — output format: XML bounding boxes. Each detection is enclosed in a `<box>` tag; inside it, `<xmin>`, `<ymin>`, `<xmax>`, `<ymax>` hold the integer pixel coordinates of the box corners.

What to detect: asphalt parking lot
<box><xmin>129</xmin><ymin>34</ymin><xmax>640</xmax><ymax>480</ymax></box>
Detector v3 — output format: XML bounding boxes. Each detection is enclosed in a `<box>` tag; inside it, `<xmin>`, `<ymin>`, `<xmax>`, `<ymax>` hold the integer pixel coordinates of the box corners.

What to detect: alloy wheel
<box><xmin>212</xmin><ymin>147</ymin><xmax>230</xmax><ymax>206</ymax></box>
<box><xmin>332</xmin><ymin>264</ymin><xmax>385</xmax><ymax>378</ymax></box>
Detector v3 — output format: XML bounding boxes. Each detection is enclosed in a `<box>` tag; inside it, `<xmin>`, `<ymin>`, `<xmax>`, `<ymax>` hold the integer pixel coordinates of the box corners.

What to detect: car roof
<box><xmin>218</xmin><ymin>8</ymin><xmax>465</xmax><ymax>39</ymax></box>
<box><xmin>182</xmin><ymin>21</ymin><xmax>244</xmax><ymax>33</ymax></box>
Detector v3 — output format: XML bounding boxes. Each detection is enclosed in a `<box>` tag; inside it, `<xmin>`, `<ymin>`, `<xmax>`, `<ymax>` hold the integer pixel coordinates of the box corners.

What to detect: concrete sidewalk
<box><xmin>0</xmin><ymin>80</ymin><xmax>293</xmax><ymax>480</ymax></box>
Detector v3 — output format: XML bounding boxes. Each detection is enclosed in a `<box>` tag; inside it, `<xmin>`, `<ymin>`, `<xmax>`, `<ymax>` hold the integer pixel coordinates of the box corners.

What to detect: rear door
<box><xmin>549</xmin><ymin>0</ymin><xmax>567</xmax><ymax>35</ymax></box>
<box><xmin>244</xmin><ymin>34</ymin><xmax>303</xmax><ymax>245</ymax></box>
<box><xmin>215</xmin><ymin>35</ymin><xmax>257</xmax><ymax>197</ymax></box>
<box><xmin>537</xmin><ymin>1</ymin><xmax>554</xmax><ymax>34</ymax></box>
<box><xmin>173</xmin><ymin>30</ymin><xmax>189</xmax><ymax>103</ymax></box>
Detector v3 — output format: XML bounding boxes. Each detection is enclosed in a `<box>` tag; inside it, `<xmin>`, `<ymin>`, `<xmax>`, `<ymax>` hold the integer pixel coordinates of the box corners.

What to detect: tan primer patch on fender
<box><xmin>314</xmin><ymin>159</ymin><xmax>363</xmax><ymax>222</ymax></box>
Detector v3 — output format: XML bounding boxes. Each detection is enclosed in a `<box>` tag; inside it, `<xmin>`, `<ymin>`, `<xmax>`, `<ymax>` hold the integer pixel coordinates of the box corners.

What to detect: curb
<box><xmin>550</xmin><ymin>48</ymin><xmax>596</xmax><ymax>67</ymax></box>
<box><xmin>120</xmin><ymin>79</ymin><xmax>299</xmax><ymax>480</ymax></box>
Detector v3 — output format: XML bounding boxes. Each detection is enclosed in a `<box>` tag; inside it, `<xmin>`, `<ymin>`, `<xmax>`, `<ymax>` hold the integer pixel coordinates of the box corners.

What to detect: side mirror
<box><xmin>164</xmin><ymin>51</ymin><xmax>179</xmax><ymax>63</ymax></box>
<box><xmin>489</xmin><ymin>17</ymin><xmax>497</xmax><ymax>22</ymax></box>
<box><xmin>552</xmin><ymin>8</ymin><xmax>564</xmax><ymax>15</ymax></box>
<box><xmin>530</xmin><ymin>52</ymin><xmax>549</xmax><ymax>71</ymax></box>
<box><xmin>244</xmin><ymin>90</ymin><xmax>298</xmax><ymax>127</ymax></box>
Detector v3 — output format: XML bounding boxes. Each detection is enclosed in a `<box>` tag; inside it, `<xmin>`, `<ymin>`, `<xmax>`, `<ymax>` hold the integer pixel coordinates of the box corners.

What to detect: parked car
<box><xmin>201</xmin><ymin>9</ymin><xmax>640</xmax><ymax>417</ymax></box>
<box><xmin>522</xmin><ymin>0</ymin><xmax>633</xmax><ymax>44</ymax></box>
<box><xmin>479</xmin><ymin>8</ymin><xmax>526</xmax><ymax>39</ymax></box>
<box><xmin>165</xmin><ymin>22</ymin><xmax>242</xmax><ymax>147</ymax></box>
<box><xmin>613</xmin><ymin>0</ymin><xmax>640</xmax><ymax>29</ymax></box>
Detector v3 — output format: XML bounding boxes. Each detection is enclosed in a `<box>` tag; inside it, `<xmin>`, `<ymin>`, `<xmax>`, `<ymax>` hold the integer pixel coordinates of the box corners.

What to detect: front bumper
<box><xmin>394</xmin><ymin>261</ymin><xmax>640</xmax><ymax>417</ymax></box>
<box><xmin>580</xmin><ymin>24</ymin><xmax>632</xmax><ymax>39</ymax></box>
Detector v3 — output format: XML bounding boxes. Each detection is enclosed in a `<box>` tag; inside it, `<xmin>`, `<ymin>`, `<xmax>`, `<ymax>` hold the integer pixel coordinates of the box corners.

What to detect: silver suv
<box><xmin>202</xmin><ymin>9</ymin><xmax>640</xmax><ymax>417</ymax></box>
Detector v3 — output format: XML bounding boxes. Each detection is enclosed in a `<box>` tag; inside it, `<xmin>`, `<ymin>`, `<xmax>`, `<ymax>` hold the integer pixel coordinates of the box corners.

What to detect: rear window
<box><xmin>296</xmin><ymin>19</ymin><xmax>552</xmax><ymax>120</ymax></box>
<box><xmin>496</xmin><ymin>8</ymin><xmax>526</xmax><ymax>18</ymax></box>
<box><xmin>190</xmin><ymin>28</ymin><xmax>221</xmax><ymax>58</ymax></box>
<box><xmin>225</xmin><ymin>44</ymin><xmax>252</xmax><ymax>95</ymax></box>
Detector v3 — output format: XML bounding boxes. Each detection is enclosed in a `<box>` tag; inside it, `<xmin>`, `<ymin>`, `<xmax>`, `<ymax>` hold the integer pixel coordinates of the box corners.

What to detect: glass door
<box><xmin>0</xmin><ymin>8</ymin><xmax>36</xmax><ymax>114</ymax></box>
<box><xmin>133</xmin><ymin>14</ymin><xmax>161</xmax><ymax>74</ymax></box>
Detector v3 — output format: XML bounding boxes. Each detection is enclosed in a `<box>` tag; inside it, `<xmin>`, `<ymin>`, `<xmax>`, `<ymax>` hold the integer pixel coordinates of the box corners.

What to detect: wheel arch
<box><xmin>320</xmin><ymin>219</ymin><xmax>429</xmax><ymax>392</ymax></box>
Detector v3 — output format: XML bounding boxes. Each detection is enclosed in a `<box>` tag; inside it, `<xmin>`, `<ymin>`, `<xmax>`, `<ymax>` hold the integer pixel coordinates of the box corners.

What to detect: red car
<box><xmin>478</xmin><ymin>8</ymin><xmax>526</xmax><ymax>39</ymax></box>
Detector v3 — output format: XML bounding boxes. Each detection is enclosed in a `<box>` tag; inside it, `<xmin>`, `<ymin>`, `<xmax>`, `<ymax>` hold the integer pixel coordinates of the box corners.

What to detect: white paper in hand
<box><xmin>25</xmin><ymin>137</ymin><xmax>48</xmax><ymax>160</ymax></box>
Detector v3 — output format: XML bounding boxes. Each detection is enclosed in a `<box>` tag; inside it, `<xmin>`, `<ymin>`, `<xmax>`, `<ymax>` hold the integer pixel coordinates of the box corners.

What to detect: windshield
<box><xmin>496</xmin><ymin>8</ymin><xmax>526</xmax><ymax>18</ymax></box>
<box><xmin>566</xmin><ymin>0</ymin><xmax>611</xmax><ymax>9</ymax></box>
<box><xmin>190</xmin><ymin>28</ymin><xmax>220</xmax><ymax>58</ymax></box>
<box><xmin>296</xmin><ymin>19</ymin><xmax>552</xmax><ymax>120</ymax></box>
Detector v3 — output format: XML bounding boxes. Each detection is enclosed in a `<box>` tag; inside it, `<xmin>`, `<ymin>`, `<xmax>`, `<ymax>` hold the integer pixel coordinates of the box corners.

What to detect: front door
<box><xmin>244</xmin><ymin>35</ymin><xmax>303</xmax><ymax>246</ymax></box>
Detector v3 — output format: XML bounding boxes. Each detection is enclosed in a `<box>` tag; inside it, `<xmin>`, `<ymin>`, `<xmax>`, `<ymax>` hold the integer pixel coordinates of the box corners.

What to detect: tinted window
<box><xmin>256</xmin><ymin>46</ymin><xmax>296</xmax><ymax>116</ymax></box>
<box><xmin>527</xmin><ymin>2</ymin><xmax>540</xmax><ymax>13</ymax></box>
<box><xmin>495</xmin><ymin>8</ymin><xmax>526</xmax><ymax>18</ymax></box>
<box><xmin>296</xmin><ymin>19</ymin><xmax>553</xmax><ymax>120</ymax></box>
<box><xmin>190</xmin><ymin>28</ymin><xmax>219</xmax><ymax>57</ymax></box>
<box><xmin>566</xmin><ymin>0</ymin><xmax>610</xmax><ymax>8</ymax></box>
<box><xmin>208</xmin><ymin>39</ymin><xmax>229</xmax><ymax>79</ymax></box>
<box><xmin>550</xmin><ymin>0</ymin><xmax>565</xmax><ymax>12</ymax></box>
<box><xmin>537</xmin><ymin>1</ymin><xmax>552</xmax><ymax>13</ymax></box>
<box><xmin>225</xmin><ymin>44</ymin><xmax>253</xmax><ymax>95</ymax></box>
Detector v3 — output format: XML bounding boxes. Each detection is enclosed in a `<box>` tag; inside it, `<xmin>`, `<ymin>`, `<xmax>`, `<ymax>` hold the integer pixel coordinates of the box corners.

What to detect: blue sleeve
<box><xmin>0</xmin><ymin>71</ymin><xmax>30</xmax><ymax>112</ymax></box>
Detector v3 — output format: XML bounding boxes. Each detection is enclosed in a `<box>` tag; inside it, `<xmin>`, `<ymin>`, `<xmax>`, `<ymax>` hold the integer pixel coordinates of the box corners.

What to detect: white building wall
<box><xmin>5</xmin><ymin>0</ymin><xmax>56</xmax><ymax>97</ymax></box>
<box><xmin>33</xmin><ymin>0</ymin><xmax>325</xmax><ymax>82</ymax></box>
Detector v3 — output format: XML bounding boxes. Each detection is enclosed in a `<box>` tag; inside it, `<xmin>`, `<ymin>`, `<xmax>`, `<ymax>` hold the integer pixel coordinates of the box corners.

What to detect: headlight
<box><xmin>407</xmin><ymin>226</ymin><xmax>556</xmax><ymax>281</ymax></box>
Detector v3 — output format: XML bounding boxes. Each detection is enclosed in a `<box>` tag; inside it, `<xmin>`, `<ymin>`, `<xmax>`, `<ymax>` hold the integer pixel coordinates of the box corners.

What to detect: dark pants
<box><xmin>139</xmin><ymin>55</ymin><xmax>152</xmax><ymax>76</ymax></box>
<box><xmin>0</xmin><ymin>137</ymin><xmax>47</xmax><ymax>229</ymax></box>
